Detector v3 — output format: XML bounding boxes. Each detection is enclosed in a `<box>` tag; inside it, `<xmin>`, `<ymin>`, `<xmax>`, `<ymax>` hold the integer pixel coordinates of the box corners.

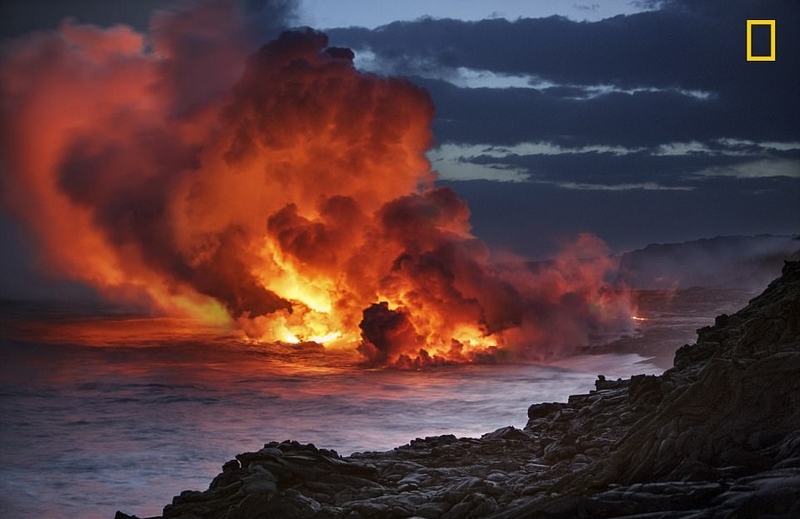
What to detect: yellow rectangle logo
<box><xmin>747</xmin><ymin>20</ymin><xmax>776</xmax><ymax>61</ymax></box>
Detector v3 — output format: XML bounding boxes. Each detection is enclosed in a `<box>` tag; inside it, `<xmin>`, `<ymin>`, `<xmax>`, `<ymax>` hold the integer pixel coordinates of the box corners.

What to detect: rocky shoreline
<box><xmin>116</xmin><ymin>261</ymin><xmax>800</xmax><ymax>519</ymax></box>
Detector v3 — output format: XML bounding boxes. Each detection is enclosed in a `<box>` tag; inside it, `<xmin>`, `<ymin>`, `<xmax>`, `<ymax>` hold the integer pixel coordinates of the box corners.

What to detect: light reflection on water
<box><xmin>0</xmin><ymin>287</ymin><xmax>753</xmax><ymax>519</ymax></box>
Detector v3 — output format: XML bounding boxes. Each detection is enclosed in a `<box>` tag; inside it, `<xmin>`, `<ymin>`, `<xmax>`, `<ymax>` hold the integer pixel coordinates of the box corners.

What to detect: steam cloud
<box><xmin>0</xmin><ymin>0</ymin><xmax>634</xmax><ymax>365</ymax></box>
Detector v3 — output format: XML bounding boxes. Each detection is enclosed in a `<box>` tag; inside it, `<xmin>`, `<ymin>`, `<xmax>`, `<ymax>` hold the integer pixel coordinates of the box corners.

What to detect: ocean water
<box><xmin>0</xmin><ymin>288</ymin><xmax>754</xmax><ymax>519</ymax></box>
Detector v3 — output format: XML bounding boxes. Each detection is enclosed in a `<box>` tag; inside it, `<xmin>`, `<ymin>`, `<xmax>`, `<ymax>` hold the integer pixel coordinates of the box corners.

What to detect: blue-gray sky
<box><xmin>297</xmin><ymin>0</ymin><xmax>651</xmax><ymax>28</ymax></box>
<box><xmin>320</xmin><ymin>0</ymin><xmax>799</xmax><ymax>255</ymax></box>
<box><xmin>1</xmin><ymin>0</ymin><xmax>798</xmax><ymax>300</ymax></box>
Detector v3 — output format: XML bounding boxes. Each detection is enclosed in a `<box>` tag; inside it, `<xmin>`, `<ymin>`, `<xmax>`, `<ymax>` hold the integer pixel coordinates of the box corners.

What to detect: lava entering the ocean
<box><xmin>0</xmin><ymin>1</ymin><xmax>635</xmax><ymax>366</ymax></box>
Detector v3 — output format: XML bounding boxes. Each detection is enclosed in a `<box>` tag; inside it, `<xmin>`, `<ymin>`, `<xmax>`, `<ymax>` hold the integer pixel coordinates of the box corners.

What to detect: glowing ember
<box><xmin>0</xmin><ymin>2</ymin><xmax>636</xmax><ymax>366</ymax></box>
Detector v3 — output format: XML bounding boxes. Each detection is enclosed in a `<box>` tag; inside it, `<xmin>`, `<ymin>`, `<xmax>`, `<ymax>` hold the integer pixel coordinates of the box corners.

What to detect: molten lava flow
<box><xmin>0</xmin><ymin>1</ymin><xmax>635</xmax><ymax>366</ymax></box>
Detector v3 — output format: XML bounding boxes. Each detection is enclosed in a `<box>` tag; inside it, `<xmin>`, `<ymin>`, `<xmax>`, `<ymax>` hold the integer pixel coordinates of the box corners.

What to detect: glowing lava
<box><xmin>0</xmin><ymin>2</ymin><xmax>636</xmax><ymax>366</ymax></box>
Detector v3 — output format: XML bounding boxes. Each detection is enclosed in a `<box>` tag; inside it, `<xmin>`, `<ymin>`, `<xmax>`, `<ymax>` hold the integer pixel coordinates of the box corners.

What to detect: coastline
<box><xmin>115</xmin><ymin>262</ymin><xmax>800</xmax><ymax>519</ymax></box>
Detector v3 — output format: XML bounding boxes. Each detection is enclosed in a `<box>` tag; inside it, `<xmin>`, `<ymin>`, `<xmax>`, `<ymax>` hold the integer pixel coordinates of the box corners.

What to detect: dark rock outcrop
<box><xmin>116</xmin><ymin>261</ymin><xmax>800</xmax><ymax>519</ymax></box>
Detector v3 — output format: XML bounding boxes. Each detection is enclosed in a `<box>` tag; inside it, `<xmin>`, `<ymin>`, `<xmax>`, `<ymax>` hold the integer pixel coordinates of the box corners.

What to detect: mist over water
<box><xmin>0</xmin><ymin>286</ymin><xmax>755</xmax><ymax>519</ymax></box>
<box><xmin>0</xmin><ymin>338</ymin><xmax>634</xmax><ymax>519</ymax></box>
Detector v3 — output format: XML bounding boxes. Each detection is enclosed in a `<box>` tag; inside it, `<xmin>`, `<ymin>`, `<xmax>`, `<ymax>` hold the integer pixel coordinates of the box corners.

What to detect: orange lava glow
<box><xmin>0</xmin><ymin>2</ymin><xmax>636</xmax><ymax>366</ymax></box>
<box><xmin>8</xmin><ymin>315</ymin><xmax>234</xmax><ymax>348</ymax></box>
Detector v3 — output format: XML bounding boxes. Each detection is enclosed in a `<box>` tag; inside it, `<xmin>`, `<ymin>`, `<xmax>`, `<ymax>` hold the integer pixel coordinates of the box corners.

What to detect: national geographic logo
<box><xmin>746</xmin><ymin>20</ymin><xmax>776</xmax><ymax>61</ymax></box>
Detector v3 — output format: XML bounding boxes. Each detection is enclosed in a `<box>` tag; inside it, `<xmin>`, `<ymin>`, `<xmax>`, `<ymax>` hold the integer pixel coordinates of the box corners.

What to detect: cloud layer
<box><xmin>322</xmin><ymin>0</ymin><xmax>798</xmax><ymax>254</ymax></box>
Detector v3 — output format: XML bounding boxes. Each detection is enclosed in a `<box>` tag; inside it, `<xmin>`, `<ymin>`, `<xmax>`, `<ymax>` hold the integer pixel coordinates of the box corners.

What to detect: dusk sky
<box><xmin>0</xmin><ymin>0</ymin><xmax>798</xmax><ymax>301</ymax></box>
<box><xmin>318</xmin><ymin>0</ymin><xmax>799</xmax><ymax>255</ymax></box>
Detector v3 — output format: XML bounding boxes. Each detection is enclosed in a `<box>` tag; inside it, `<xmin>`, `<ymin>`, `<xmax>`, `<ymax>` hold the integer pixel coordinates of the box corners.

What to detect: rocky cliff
<box><xmin>116</xmin><ymin>261</ymin><xmax>800</xmax><ymax>519</ymax></box>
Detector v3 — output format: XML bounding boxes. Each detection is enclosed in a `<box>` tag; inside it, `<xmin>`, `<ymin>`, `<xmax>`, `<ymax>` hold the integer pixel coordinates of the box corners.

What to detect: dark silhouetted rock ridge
<box><xmin>615</xmin><ymin>234</ymin><xmax>799</xmax><ymax>290</ymax></box>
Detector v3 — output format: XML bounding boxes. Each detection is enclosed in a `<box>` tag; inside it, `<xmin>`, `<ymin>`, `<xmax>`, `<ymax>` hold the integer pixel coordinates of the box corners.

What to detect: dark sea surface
<box><xmin>0</xmin><ymin>287</ymin><xmax>754</xmax><ymax>519</ymax></box>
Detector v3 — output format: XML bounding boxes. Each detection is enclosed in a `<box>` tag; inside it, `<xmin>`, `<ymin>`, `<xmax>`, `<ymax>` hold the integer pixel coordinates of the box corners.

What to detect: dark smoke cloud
<box><xmin>1</xmin><ymin>0</ymin><xmax>635</xmax><ymax>365</ymax></box>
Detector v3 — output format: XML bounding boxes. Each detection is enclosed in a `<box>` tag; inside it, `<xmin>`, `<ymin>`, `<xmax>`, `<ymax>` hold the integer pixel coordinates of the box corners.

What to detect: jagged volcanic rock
<box><xmin>115</xmin><ymin>262</ymin><xmax>800</xmax><ymax>519</ymax></box>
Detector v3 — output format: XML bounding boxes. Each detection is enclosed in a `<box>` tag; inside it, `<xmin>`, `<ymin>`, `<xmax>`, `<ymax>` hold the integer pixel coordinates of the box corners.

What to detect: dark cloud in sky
<box><xmin>445</xmin><ymin>175</ymin><xmax>800</xmax><ymax>258</ymax></box>
<box><xmin>0</xmin><ymin>0</ymin><xmax>174</xmax><ymax>38</ymax></box>
<box><xmin>328</xmin><ymin>1</ymin><xmax>799</xmax><ymax>145</ymax></box>
<box><xmin>324</xmin><ymin>0</ymin><xmax>799</xmax><ymax>255</ymax></box>
<box><xmin>328</xmin><ymin>0</ymin><xmax>796</xmax><ymax>87</ymax></box>
<box><xmin>413</xmin><ymin>77</ymin><xmax>743</xmax><ymax>148</ymax></box>
<box><xmin>0</xmin><ymin>0</ymin><xmax>297</xmax><ymax>42</ymax></box>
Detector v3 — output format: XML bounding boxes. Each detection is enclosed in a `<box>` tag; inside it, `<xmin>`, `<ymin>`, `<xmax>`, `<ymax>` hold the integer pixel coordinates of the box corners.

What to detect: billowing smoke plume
<box><xmin>0</xmin><ymin>1</ymin><xmax>634</xmax><ymax>365</ymax></box>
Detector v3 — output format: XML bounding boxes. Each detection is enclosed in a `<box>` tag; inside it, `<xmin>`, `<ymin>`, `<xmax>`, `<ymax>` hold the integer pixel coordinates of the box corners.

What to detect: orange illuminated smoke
<box><xmin>0</xmin><ymin>2</ymin><xmax>635</xmax><ymax>366</ymax></box>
